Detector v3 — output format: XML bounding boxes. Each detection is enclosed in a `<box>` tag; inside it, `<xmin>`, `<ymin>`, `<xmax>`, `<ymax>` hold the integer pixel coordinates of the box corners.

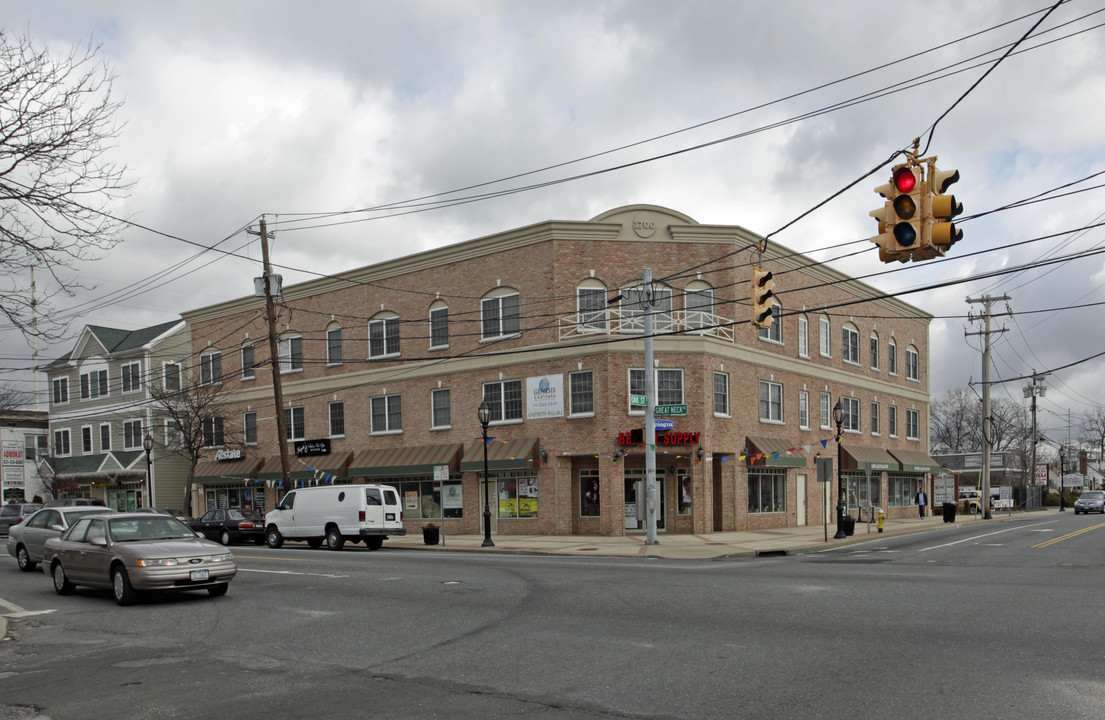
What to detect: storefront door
<box><xmin>624</xmin><ymin>471</ymin><xmax>665</xmax><ymax>531</ymax></box>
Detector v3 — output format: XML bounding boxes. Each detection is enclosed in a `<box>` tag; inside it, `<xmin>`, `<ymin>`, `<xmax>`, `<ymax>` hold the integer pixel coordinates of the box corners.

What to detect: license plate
<box><xmin>190</xmin><ymin>569</ymin><xmax>209</xmax><ymax>582</ymax></box>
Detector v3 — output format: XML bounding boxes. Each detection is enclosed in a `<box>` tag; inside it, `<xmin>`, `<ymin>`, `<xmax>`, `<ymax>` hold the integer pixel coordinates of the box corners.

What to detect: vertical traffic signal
<box><xmin>751</xmin><ymin>266</ymin><xmax>774</xmax><ymax>329</ymax></box>
<box><xmin>870</xmin><ymin>163</ymin><xmax>923</xmax><ymax>263</ymax></box>
<box><xmin>928</xmin><ymin>164</ymin><xmax>962</xmax><ymax>253</ymax></box>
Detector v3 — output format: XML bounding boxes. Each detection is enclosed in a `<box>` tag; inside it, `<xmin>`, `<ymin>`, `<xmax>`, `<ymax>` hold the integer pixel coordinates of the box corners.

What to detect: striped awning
<box><xmin>193</xmin><ymin>457</ymin><xmax>262</xmax><ymax>483</ymax></box>
<box><xmin>459</xmin><ymin>437</ymin><xmax>540</xmax><ymax>472</ymax></box>
<box><xmin>841</xmin><ymin>445</ymin><xmax>899</xmax><ymax>472</ymax></box>
<box><xmin>348</xmin><ymin>443</ymin><xmax>463</xmax><ymax>478</ymax></box>
<box><xmin>887</xmin><ymin>449</ymin><xmax>941</xmax><ymax>473</ymax></box>
<box><xmin>745</xmin><ymin>436</ymin><xmax>808</xmax><ymax>468</ymax></box>
<box><xmin>289</xmin><ymin>450</ymin><xmax>353</xmax><ymax>481</ymax></box>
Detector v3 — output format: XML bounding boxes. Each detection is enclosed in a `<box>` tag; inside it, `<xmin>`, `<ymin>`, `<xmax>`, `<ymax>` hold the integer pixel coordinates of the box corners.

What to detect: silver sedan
<box><xmin>43</xmin><ymin>513</ymin><xmax>237</xmax><ymax>606</ymax></box>
<box><xmin>7</xmin><ymin>506</ymin><xmax>116</xmax><ymax>572</ymax></box>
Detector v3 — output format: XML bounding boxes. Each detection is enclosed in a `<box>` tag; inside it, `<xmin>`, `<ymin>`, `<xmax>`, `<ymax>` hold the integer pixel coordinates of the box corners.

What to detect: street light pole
<box><xmin>143</xmin><ymin>432</ymin><xmax>154</xmax><ymax>509</ymax></box>
<box><xmin>477</xmin><ymin>401</ymin><xmax>495</xmax><ymax>547</ymax></box>
<box><xmin>1059</xmin><ymin>446</ymin><xmax>1066</xmax><ymax>511</ymax></box>
<box><xmin>833</xmin><ymin>400</ymin><xmax>846</xmax><ymax>539</ymax></box>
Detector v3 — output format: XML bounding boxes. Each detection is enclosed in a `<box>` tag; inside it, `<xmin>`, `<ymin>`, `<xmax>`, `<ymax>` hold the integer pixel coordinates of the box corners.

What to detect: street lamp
<box><xmin>477</xmin><ymin>401</ymin><xmax>495</xmax><ymax>547</ymax></box>
<box><xmin>833</xmin><ymin>400</ymin><xmax>846</xmax><ymax>539</ymax></box>
<box><xmin>143</xmin><ymin>432</ymin><xmax>154</xmax><ymax>509</ymax></box>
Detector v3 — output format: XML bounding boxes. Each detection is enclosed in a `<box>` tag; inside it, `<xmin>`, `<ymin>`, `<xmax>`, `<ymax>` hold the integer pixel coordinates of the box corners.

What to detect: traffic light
<box><xmin>751</xmin><ymin>266</ymin><xmax>774</xmax><ymax>329</ymax></box>
<box><xmin>870</xmin><ymin>163</ymin><xmax>923</xmax><ymax>262</ymax></box>
<box><xmin>927</xmin><ymin>164</ymin><xmax>962</xmax><ymax>253</ymax></box>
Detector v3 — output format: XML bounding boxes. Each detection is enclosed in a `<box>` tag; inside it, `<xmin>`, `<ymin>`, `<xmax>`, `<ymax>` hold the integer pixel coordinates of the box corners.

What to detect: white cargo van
<box><xmin>264</xmin><ymin>484</ymin><xmax>406</xmax><ymax>550</ymax></box>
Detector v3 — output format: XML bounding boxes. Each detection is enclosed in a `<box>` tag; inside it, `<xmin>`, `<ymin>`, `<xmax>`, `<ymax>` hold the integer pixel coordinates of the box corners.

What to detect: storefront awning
<box><xmin>349</xmin><ymin>443</ymin><xmax>464</xmax><ymax>478</ymax></box>
<box><xmin>193</xmin><ymin>457</ymin><xmax>262</xmax><ymax>483</ymax></box>
<box><xmin>887</xmin><ymin>449</ymin><xmax>941</xmax><ymax>473</ymax></box>
<box><xmin>459</xmin><ymin>437</ymin><xmax>541</xmax><ymax>472</ymax></box>
<box><xmin>290</xmin><ymin>451</ymin><xmax>353</xmax><ymax>481</ymax></box>
<box><xmin>841</xmin><ymin>445</ymin><xmax>899</xmax><ymax>472</ymax></box>
<box><xmin>745</xmin><ymin>436</ymin><xmax>808</xmax><ymax>467</ymax></box>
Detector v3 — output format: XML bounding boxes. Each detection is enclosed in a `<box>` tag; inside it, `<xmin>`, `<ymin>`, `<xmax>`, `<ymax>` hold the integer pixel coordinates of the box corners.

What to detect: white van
<box><xmin>264</xmin><ymin>484</ymin><xmax>405</xmax><ymax>550</ymax></box>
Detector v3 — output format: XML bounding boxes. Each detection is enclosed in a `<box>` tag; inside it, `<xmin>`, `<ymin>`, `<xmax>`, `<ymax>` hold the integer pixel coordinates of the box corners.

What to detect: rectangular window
<box><xmin>870</xmin><ymin>401</ymin><xmax>881</xmax><ymax>435</ymax></box>
<box><xmin>123</xmin><ymin>419</ymin><xmax>143</xmax><ymax>450</ymax></box>
<box><xmin>24</xmin><ymin>434</ymin><xmax>46</xmax><ymax>461</ymax></box>
<box><xmin>799</xmin><ymin>390</ymin><xmax>810</xmax><ymax>430</ymax></box>
<box><xmin>482</xmin><ymin>381</ymin><xmax>522</xmax><ymax>422</ymax></box>
<box><xmin>121</xmin><ymin>362</ymin><xmax>141</xmax><ymax>393</ymax></box>
<box><xmin>278</xmin><ymin>336</ymin><xmax>303</xmax><ymax>373</ymax></box>
<box><xmin>888</xmin><ymin>340</ymin><xmax>898</xmax><ymax>375</ymax></box>
<box><xmin>54</xmin><ymin>429</ymin><xmax>71</xmax><ymax>456</ymax></box>
<box><xmin>758</xmin><ymin>303</ymin><xmax>782</xmax><ymax>343</ymax></box>
<box><xmin>496</xmin><ymin>473</ymin><xmax>538</xmax><ymax>518</ymax></box>
<box><xmin>431</xmin><ymin>388</ymin><xmax>451</xmax><ymax>428</ymax></box>
<box><xmin>202</xmin><ymin>416</ymin><xmax>224</xmax><ymax>447</ymax></box>
<box><xmin>369</xmin><ymin>318</ymin><xmax>400</xmax><ymax>358</ymax></box>
<box><xmin>244</xmin><ymin>412</ymin><xmax>257</xmax><ymax>445</ymax></box>
<box><xmin>284</xmin><ymin>406</ymin><xmax>306</xmax><ymax>440</ymax></box>
<box><xmin>482</xmin><ymin>294</ymin><xmax>521</xmax><ymax>339</ymax></box>
<box><xmin>629</xmin><ymin>369</ymin><xmax>684</xmax><ymax>408</ymax></box>
<box><xmin>759</xmin><ymin>381</ymin><xmax>783</xmax><ymax>423</ymax></box>
<box><xmin>748</xmin><ymin>469</ymin><xmax>786</xmax><ymax>513</ymax></box>
<box><xmin>906</xmin><ymin>409</ymin><xmax>920</xmax><ymax>440</ymax></box>
<box><xmin>165</xmin><ymin>419</ymin><xmax>184</xmax><ymax>450</ymax></box>
<box><xmin>620</xmin><ymin>287</ymin><xmax>673</xmax><ymax>332</ymax></box>
<box><xmin>371</xmin><ymin>395</ymin><xmax>402</xmax><ymax>433</ymax></box>
<box><xmin>676</xmin><ymin>469</ymin><xmax>692</xmax><ymax>515</ymax></box>
<box><xmin>329</xmin><ymin>401</ymin><xmax>345</xmax><ymax>437</ymax></box>
<box><xmin>889</xmin><ymin>405</ymin><xmax>898</xmax><ymax>437</ymax></box>
<box><xmin>200</xmin><ymin>352</ymin><xmax>222</xmax><ymax>386</ymax></box>
<box><xmin>569</xmin><ymin>371</ymin><xmax>594</xmax><ymax>416</ymax></box>
<box><xmin>906</xmin><ymin>347</ymin><xmax>919</xmax><ymax>381</ymax></box>
<box><xmin>241</xmin><ymin>345</ymin><xmax>255</xmax><ymax>380</ymax></box>
<box><xmin>798</xmin><ymin>317</ymin><xmax>809</xmax><ymax>358</ymax></box>
<box><xmin>820</xmin><ymin>391</ymin><xmax>831</xmax><ymax>430</ymax></box>
<box><xmin>395</xmin><ymin>479</ymin><xmax>461</xmax><ymax>519</ymax></box>
<box><xmin>870</xmin><ymin>336</ymin><xmax>880</xmax><ymax>370</ymax></box>
<box><xmin>99</xmin><ymin>423</ymin><xmax>111</xmax><ymax>452</ymax></box>
<box><xmin>842</xmin><ymin>327</ymin><xmax>859</xmax><ymax>364</ymax></box>
<box><xmin>80</xmin><ymin>369</ymin><xmax>109</xmax><ymax>399</ymax></box>
<box><xmin>819</xmin><ymin>316</ymin><xmax>831</xmax><ymax>357</ymax></box>
<box><xmin>163</xmin><ymin>362</ymin><xmax>181</xmax><ymax>392</ymax></box>
<box><xmin>579</xmin><ymin>468</ymin><xmax>600</xmax><ymax>517</ymax></box>
<box><xmin>577</xmin><ymin>288</ymin><xmax>607</xmax><ymax>331</ymax></box>
<box><xmin>327</xmin><ymin>327</ymin><xmax>343</xmax><ymax>365</ymax></box>
<box><xmin>52</xmin><ymin>377</ymin><xmax>69</xmax><ymax>404</ymax></box>
<box><xmin>713</xmin><ymin>372</ymin><xmax>730</xmax><ymax>416</ymax></box>
<box><xmin>429</xmin><ymin>307</ymin><xmax>449</xmax><ymax>349</ymax></box>
<box><xmin>685</xmin><ymin>288</ymin><xmax>713</xmax><ymax>332</ymax></box>
<box><xmin>888</xmin><ymin>474</ymin><xmax>922</xmax><ymax>507</ymax></box>
<box><xmin>843</xmin><ymin>397</ymin><xmax>860</xmax><ymax>432</ymax></box>
<box><xmin>81</xmin><ymin>426</ymin><xmax>93</xmax><ymax>454</ymax></box>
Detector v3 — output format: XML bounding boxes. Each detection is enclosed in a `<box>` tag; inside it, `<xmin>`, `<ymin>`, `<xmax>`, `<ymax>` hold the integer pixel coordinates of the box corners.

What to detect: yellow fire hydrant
<box><xmin>877</xmin><ymin>509</ymin><xmax>886</xmax><ymax>533</ymax></box>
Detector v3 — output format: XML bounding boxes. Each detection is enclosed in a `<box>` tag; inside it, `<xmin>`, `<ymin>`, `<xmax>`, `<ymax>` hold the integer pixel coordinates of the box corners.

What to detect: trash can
<box><xmin>842</xmin><ymin>515</ymin><xmax>856</xmax><ymax>536</ymax></box>
<box><xmin>422</xmin><ymin>525</ymin><xmax>440</xmax><ymax>545</ymax></box>
<box><xmin>942</xmin><ymin>502</ymin><xmax>956</xmax><ymax>523</ymax></box>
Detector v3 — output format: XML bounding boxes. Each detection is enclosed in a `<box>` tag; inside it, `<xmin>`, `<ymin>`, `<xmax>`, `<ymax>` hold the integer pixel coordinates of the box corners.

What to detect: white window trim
<box><xmin>278</xmin><ymin>335</ymin><xmax>304</xmax><ymax>375</ymax></box>
<box><xmin>842</xmin><ymin>326</ymin><xmax>860</xmax><ymax>367</ymax></box>
<box><xmin>243</xmin><ymin>412</ymin><xmax>258</xmax><ymax>446</ymax></box>
<box><xmin>713</xmin><ymin>372</ymin><xmax>731</xmax><ymax>418</ymax></box>
<box><xmin>759</xmin><ymin>380</ymin><xmax>784</xmax><ymax>424</ymax></box>
<box><xmin>906</xmin><ymin>347</ymin><xmax>920</xmax><ymax>383</ymax></box>
<box><xmin>54</xmin><ymin>428</ymin><xmax>71</xmax><ymax>457</ymax></box>
<box><xmin>906</xmin><ymin>409</ymin><xmax>921</xmax><ymax>440</ymax></box>
<box><xmin>568</xmin><ymin>370</ymin><xmax>595</xmax><ymax>418</ymax></box>
<box><xmin>368</xmin><ymin>317</ymin><xmax>401</xmax><ymax>359</ymax></box>
<box><xmin>200</xmin><ymin>352</ymin><xmax>222</xmax><ymax>387</ymax></box>
<box><xmin>241</xmin><ymin>345</ymin><xmax>256</xmax><ymax>381</ymax></box>
<box><xmin>798</xmin><ymin>316</ymin><xmax>810</xmax><ymax>359</ymax></box>
<box><xmin>889</xmin><ymin>405</ymin><xmax>899</xmax><ymax>438</ymax></box>
<box><xmin>820</xmin><ymin>392</ymin><xmax>832</xmax><ymax>430</ymax></box>
<box><xmin>888</xmin><ymin>339</ymin><xmax>898</xmax><ymax>376</ymax></box>
<box><xmin>370</xmin><ymin>395</ymin><xmax>403</xmax><ymax>435</ymax></box>
<box><xmin>99</xmin><ymin>423</ymin><xmax>111</xmax><ymax>452</ymax></box>
<box><xmin>81</xmin><ymin>425</ymin><xmax>93</xmax><ymax>454</ymax></box>
<box><xmin>328</xmin><ymin>401</ymin><xmax>346</xmax><ymax>438</ymax></box>
<box><xmin>819</xmin><ymin>317</ymin><xmax>832</xmax><ymax>358</ymax></box>
<box><xmin>428</xmin><ymin>306</ymin><xmax>449</xmax><ymax>351</ymax></box>
<box><xmin>628</xmin><ymin>368</ymin><xmax>685</xmax><ymax>416</ymax></box>
<box><xmin>162</xmin><ymin>362</ymin><xmax>182</xmax><ymax>391</ymax></box>
<box><xmin>121</xmin><ymin>361</ymin><xmax>142</xmax><ymax>394</ymax></box>
<box><xmin>798</xmin><ymin>390</ymin><xmax>810</xmax><ymax>430</ymax></box>
<box><xmin>842</xmin><ymin>397</ymin><xmax>861</xmax><ymax>434</ymax></box>
<box><xmin>869</xmin><ymin>334</ymin><xmax>880</xmax><ymax>371</ymax></box>
<box><xmin>326</xmin><ymin>327</ymin><xmax>343</xmax><ymax>367</ymax></box>
<box><xmin>52</xmin><ymin>377</ymin><xmax>70</xmax><ymax>406</ymax></box>
<box><xmin>430</xmin><ymin>388</ymin><xmax>452</xmax><ymax>430</ymax></box>
<box><xmin>122</xmin><ymin>419</ymin><xmax>144</xmax><ymax>450</ymax></box>
<box><xmin>870</xmin><ymin>401</ymin><xmax>881</xmax><ymax>436</ymax></box>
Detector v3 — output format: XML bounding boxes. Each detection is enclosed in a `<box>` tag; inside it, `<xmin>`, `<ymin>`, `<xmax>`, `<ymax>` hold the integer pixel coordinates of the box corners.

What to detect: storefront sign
<box><xmin>1035</xmin><ymin>463</ymin><xmax>1049</xmax><ymax>486</ymax></box>
<box><xmin>215</xmin><ymin>448</ymin><xmax>244</xmax><ymax>462</ymax></box>
<box><xmin>2</xmin><ymin>440</ymin><xmax>24</xmax><ymax>491</ymax></box>
<box><xmin>526</xmin><ymin>374</ymin><xmax>564</xmax><ymax>419</ymax></box>
<box><xmin>617</xmin><ymin>431</ymin><xmax>700</xmax><ymax>446</ymax></box>
<box><xmin>295</xmin><ymin>439</ymin><xmax>331</xmax><ymax>457</ymax></box>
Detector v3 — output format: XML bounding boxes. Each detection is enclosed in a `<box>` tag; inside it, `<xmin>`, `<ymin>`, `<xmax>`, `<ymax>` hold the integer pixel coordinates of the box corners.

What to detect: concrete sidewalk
<box><xmin>386</xmin><ymin>509</ymin><xmax>1026</xmax><ymax>559</ymax></box>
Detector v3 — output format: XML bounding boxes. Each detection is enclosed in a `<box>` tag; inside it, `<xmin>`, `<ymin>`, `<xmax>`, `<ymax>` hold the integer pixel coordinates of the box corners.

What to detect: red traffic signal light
<box><xmin>893</xmin><ymin>166</ymin><xmax>917</xmax><ymax>193</ymax></box>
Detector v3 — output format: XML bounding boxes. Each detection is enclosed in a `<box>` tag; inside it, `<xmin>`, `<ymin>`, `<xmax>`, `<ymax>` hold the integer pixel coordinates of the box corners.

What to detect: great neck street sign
<box><xmin>654</xmin><ymin>404</ymin><xmax>688</xmax><ymax>416</ymax></box>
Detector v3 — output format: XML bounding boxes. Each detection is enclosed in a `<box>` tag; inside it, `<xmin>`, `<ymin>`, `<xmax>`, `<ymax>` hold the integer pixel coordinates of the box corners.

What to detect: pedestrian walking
<box><xmin>915</xmin><ymin>488</ymin><xmax>928</xmax><ymax>518</ymax></box>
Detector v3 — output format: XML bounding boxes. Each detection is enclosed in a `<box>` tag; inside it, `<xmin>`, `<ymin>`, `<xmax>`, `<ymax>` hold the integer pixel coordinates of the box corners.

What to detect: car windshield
<box><xmin>108</xmin><ymin>516</ymin><xmax>197</xmax><ymax>542</ymax></box>
<box><xmin>1079</xmin><ymin>491</ymin><xmax>1104</xmax><ymax>500</ymax></box>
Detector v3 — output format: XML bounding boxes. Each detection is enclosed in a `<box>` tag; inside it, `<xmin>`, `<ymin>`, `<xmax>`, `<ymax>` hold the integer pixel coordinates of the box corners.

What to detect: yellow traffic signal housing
<box><xmin>870</xmin><ymin>163</ymin><xmax>924</xmax><ymax>262</ymax></box>
<box><xmin>927</xmin><ymin>164</ymin><xmax>962</xmax><ymax>251</ymax></box>
<box><xmin>751</xmin><ymin>266</ymin><xmax>775</xmax><ymax>329</ymax></box>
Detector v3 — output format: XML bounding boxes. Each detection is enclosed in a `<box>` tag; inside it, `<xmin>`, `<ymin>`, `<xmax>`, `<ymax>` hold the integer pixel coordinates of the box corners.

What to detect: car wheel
<box><xmin>266</xmin><ymin>527</ymin><xmax>284</xmax><ymax>549</ymax></box>
<box><xmin>52</xmin><ymin>562</ymin><xmax>74</xmax><ymax>595</ymax></box>
<box><xmin>112</xmin><ymin>565</ymin><xmax>136</xmax><ymax>606</ymax></box>
<box><xmin>220</xmin><ymin>530</ymin><xmax>232</xmax><ymax>546</ymax></box>
<box><xmin>16</xmin><ymin>545</ymin><xmax>37</xmax><ymax>573</ymax></box>
<box><xmin>325</xmin><ymin>527</ymin><xmax>345</xmax><ymax>551</ymax></box>
<box><xmin>366</xmin><ymin>537</ymin><xmax>384</xmax><ymax>551</ymax></box>
<box><xmin>306</xmin><ymin>537</ymin><xmax>323</xmax><ymax>549</ymax></box>
<box><xmin>207</xmin><ymin>583</ymin><xmax>229</xmax><ymax>597</ymax></box>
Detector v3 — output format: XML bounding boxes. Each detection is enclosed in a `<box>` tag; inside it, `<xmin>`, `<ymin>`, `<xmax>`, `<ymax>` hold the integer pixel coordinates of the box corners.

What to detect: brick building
<box><xmin>181</xmin><ymin>204</ymin><xmax>938</xmax><ymax>536</ymax></box>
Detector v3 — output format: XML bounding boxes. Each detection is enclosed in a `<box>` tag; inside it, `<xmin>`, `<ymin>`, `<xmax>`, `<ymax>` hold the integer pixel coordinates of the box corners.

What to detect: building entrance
<box><xmin>624</xmin><ymin>470</ymin><xmax>665</xmax><ymax>531</ymax></box>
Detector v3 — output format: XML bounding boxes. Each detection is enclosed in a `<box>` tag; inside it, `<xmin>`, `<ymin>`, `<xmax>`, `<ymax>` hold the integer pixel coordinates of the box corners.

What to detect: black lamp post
<box><xmin>143</xmin><ymin>432</ymin><xmax>154</xmax><ymax>509</ymax></box>
<box><xmin>833</xmin><ymin>400</ymin><xmax>846</xmax><ymax>539</ymax></box>
<box><xmin>477</xmin><ymin>401</ymin><xmax>495</xmax><ymax>547</ymax></box>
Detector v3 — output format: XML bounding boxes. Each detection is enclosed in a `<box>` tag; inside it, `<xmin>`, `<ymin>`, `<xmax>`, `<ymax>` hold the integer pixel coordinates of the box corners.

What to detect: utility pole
<box><xmin>248</xmin><ymin>216</ymin><xmax>292</xmax><ymax>495</ymax></box>
<box><xmin>643</xmin><ymin>268</ymin><xmax>659</xmax><ymax>545</ymax></box>
<box><xmin>1024</xmin><ymin>372</ymin><xmax>1048</xmax><ymax>508</ymax></box>
<box><xmin>966</xmin><ymin>294</ymin><xmax>1010</xmax><ymax>519</ymax></box>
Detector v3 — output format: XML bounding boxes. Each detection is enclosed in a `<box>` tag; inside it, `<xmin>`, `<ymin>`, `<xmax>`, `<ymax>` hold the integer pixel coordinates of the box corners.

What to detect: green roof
<box><xmin>45</xmin><ymin>320</ymin><xmax>181</xmax><ymax>369</ymax></box>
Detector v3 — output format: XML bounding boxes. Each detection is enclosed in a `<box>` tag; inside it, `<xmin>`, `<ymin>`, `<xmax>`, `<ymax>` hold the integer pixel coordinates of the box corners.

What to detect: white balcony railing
<box><xmin>559</xmin><ymin>309</ymin><xmax>735</xmax><ymax>343</ymax></box>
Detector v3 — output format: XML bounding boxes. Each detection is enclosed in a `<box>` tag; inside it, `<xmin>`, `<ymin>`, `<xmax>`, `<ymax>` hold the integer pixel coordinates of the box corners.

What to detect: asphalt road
<box><xmin>2</xmin><ymin>512</ymin><xmax>1104</xmax><ymax>719</ymax></box>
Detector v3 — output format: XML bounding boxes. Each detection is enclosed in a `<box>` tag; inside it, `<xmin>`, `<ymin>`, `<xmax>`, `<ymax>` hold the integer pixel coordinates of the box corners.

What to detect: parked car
<box><xmin>0</xmin><ymin>503</ymin><xmax>43</xmax><ymax>537</ymax></box>
<box><xmin>1073</xmin><ymin>490</ymin><xmax>1105</xmax><ymax>515</ymax></box>
<box><xmin>7</xmin><ymin>506</ymin><xmax>117</xmax><ymax>572</ymax></box>
<box><xmin>43</xmin><ymin>512</ymin><xmax>237</xmax><ymax>606</ymax></box>
<box><xmin>187</xmin><ymin>508</ymin><xmax>266</xmax><ymax>546</ymax></box>
<box><xmin>42</xmin><ymin>498</ymin><xmax>107</xmax><ymax>508</ymax></box>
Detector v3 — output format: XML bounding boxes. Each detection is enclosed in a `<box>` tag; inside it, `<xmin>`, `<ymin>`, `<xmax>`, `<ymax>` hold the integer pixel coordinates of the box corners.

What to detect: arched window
<box><xmin>369</xmin><ymin>312</ymin><xmax>400</xmax><ymax>358</ymax></box>
<box><xmin>278</xmin><ymin>332</ymin><xmax>303</xmax><ymax>373</ymax></box>
<box><xmin>684</xmin><ymin>281</ymin><xmax>714</xmax><ymax>332</ymax></box>
<box><xmin>620</xmin><ymin>280</ymin><xmax>673</xmax><ymax>332</ymax></box>
<box><xmin>841</xmin><ymin>322</ymin><xmax>859</xmax><ymax>365</ymax></box>
<box><xmin>429</xmin><ymin>300</ymin><xmax>449</xmax><ymax>349</ymax></box>
<box><xmin>326</xmin><ymin>322</ymin><xmax>343</xmax><ymax>365</ymax></box>
<box><xmin>758</xmin><ymin>300</ymin><xmax>782</xmax><ymax>343</ymax></box>
<box><xmin>577</xmin><ymin>278</ymin><xmax>608</xmax><ymax>332</ymax></box>
<box><xmin>481</xmin><ymin>287</ymin><xmax>521</xmax><ymax>340</ymax></box>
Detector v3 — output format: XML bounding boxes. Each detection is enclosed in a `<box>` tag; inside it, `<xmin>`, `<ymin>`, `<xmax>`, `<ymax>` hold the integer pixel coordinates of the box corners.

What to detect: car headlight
<box><xmin>137</xmin><ymin>558</ymin><xmax>179</xmax><ymax>567</ymax></box>
<box><xmin>211</xmin><ymin>552</ymin><xmax>233</xmax><ymax>562</ymax></box>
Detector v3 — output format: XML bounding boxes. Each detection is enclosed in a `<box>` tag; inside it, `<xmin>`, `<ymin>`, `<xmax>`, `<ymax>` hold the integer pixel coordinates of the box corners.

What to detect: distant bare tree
<box><xmin>0</xmin><ymin>30</ymin><xmax>130</xmax><ymax>341</ymax></box>
<box><xmin>930</xmin><ymin>388</ymin><xmax>980</xmax><ymax>452</ymax></box>
<box><xmin>0</xmin><ymin>382</ymin><xmax>34</xmax><ymax>410</ymax></box>
<box><xmin>1079</xmin><ymin>404</ymin><xmax>1105</xmax><ymax>467</ymax></box>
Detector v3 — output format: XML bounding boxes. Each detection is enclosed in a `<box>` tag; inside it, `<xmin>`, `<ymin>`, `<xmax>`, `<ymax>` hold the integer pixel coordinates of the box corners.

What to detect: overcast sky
<box><xmin>4</xmin><ymin>0</ymin><xmax>1104</xmax><ymax>446</ymax></box>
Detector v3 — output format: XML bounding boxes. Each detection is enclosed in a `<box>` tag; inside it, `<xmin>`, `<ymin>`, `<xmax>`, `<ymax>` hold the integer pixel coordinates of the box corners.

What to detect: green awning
<box><xmin>193</xmin><ymin>457</ymin><xmax>262</xmax><ymax>483</ymax></box>
<box><xmin>887</xmin><ymin>449</ymin><xmax>941</xmax><ymax>473</ymax></box>
<box><xmin>745</xmin><ymin>436</ymin><xmax>808</xmax><ymax>468</ymax></box>
<box><xmin>349</xmin><ymin>443</ymin><xmax>464</xmax><ymax>478</ymax></box>
<box><xmin>841</xmin><ymin>445</ymin><xmax>899</xmax><ymax>472</ymax></box>
<box><xmin>459</xmin><ymin>438</ymin><xmax>540</xmax><ymax>472</ymax></box>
